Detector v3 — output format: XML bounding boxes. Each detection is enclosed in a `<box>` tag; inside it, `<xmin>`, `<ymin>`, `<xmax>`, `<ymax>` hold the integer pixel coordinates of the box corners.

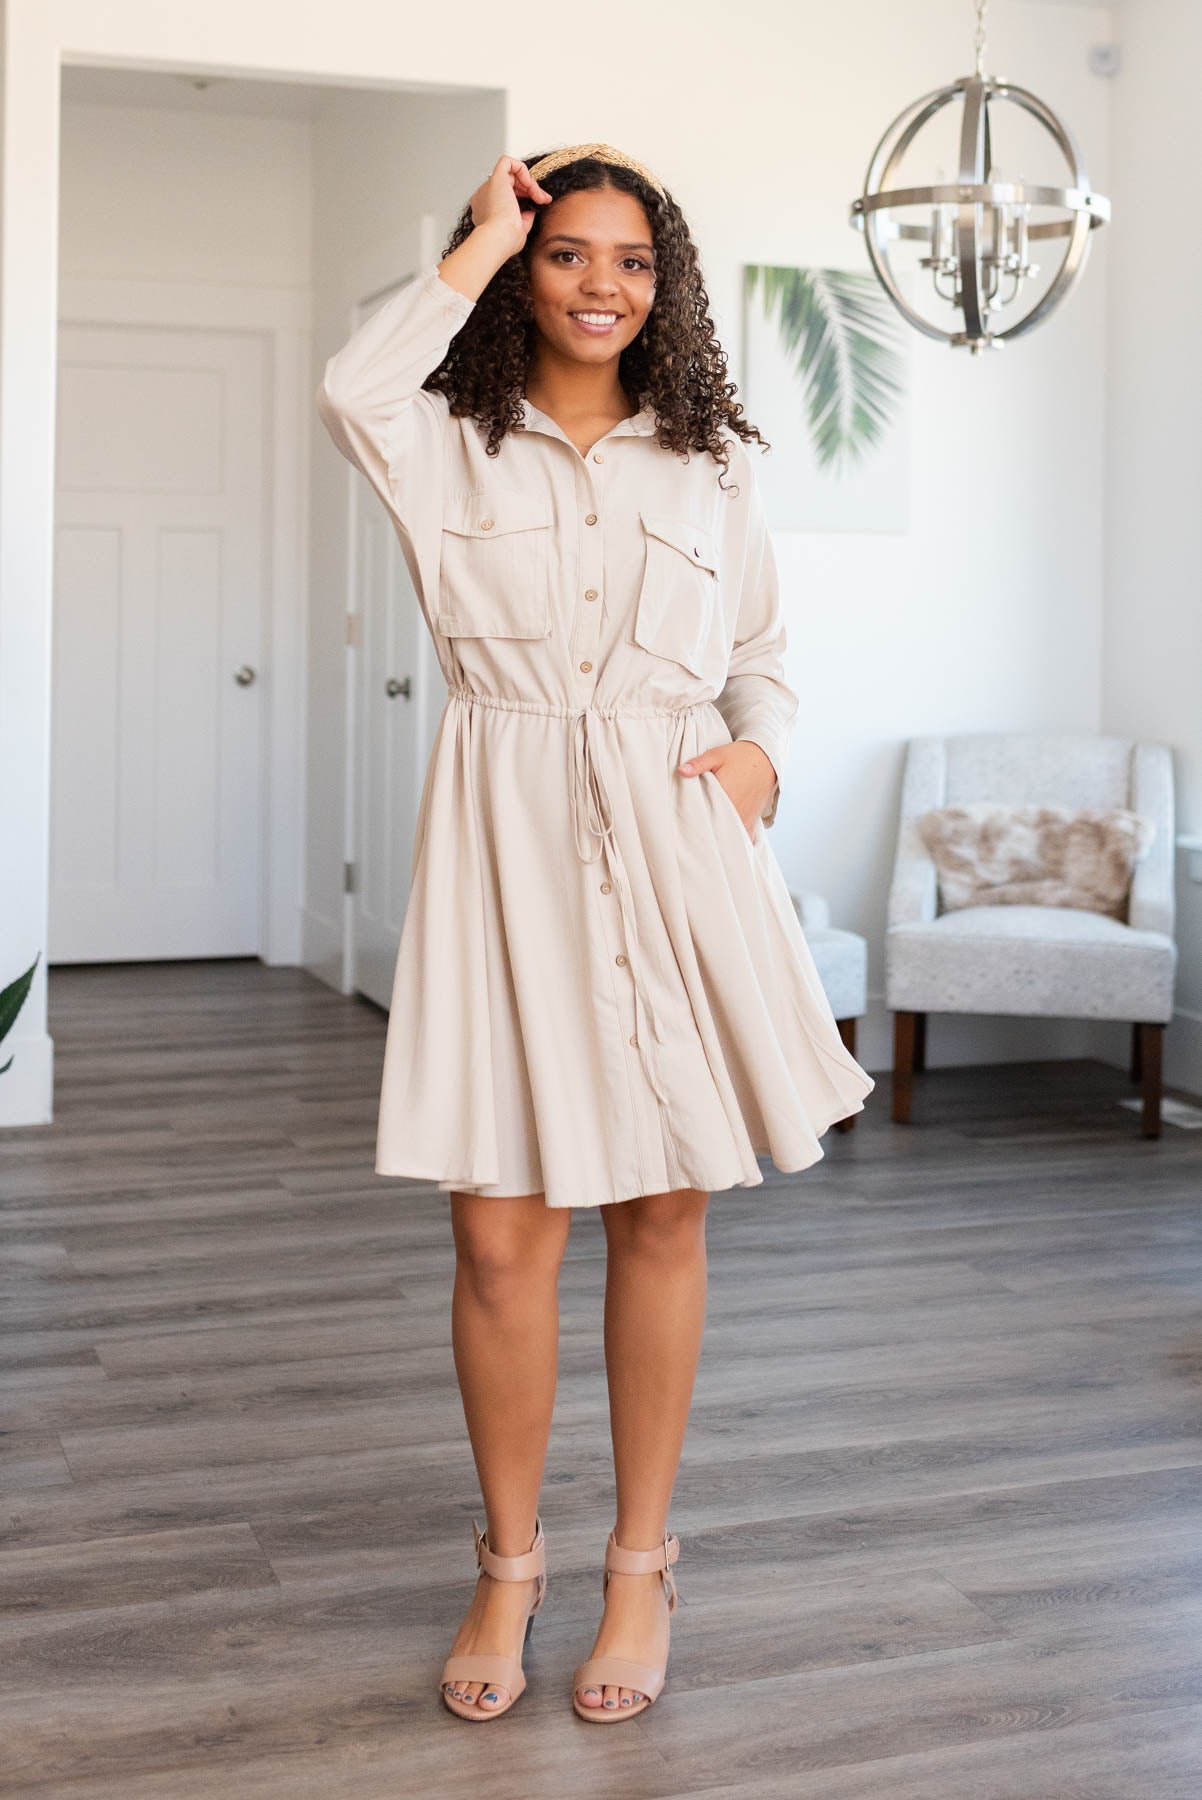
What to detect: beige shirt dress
<box><xmin>316</xmin><ymin>261</ymin><xmax>875</xmax><ymax>1208</ymax></box>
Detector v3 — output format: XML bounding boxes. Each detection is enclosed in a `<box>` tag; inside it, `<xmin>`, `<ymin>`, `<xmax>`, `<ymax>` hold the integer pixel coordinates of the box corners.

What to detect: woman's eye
<box><xmin>549</xmin><ymin>251</ymin><xmax>650</xmax><ymax>272</ymax></box>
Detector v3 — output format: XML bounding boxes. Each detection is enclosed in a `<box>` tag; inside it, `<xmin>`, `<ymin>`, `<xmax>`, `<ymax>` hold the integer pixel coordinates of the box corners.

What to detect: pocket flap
<box><xmin>443</xmin><ymin>489</ymin><xmax>552</xmax><ymax>538</ymax></box>
<box><xmin>640</xmin><ymin>514</ymin><xmax>718</xmax><ymax>574</ymax></box>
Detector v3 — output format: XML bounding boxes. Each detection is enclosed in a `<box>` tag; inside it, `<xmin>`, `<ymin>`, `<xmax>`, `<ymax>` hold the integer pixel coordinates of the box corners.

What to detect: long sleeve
<box><xmin>714</xmin><ymin>463</ymin><xmax>800</xmax><ymax>829</ymax></box>
<box><xmin>315</xmin><ymin>261</ymin><xmax>476</xmax><ymax>541</ymax></box>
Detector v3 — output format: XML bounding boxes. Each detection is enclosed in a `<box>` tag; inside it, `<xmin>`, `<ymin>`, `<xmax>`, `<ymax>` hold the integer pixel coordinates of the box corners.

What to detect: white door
<box><xmin>348</xmin><ymin>279</ymin><xmax>436</xmax><ymax>1009</ymax></box>
<box><xmin>51</xmin><ymin>323</ymin><xmax>267</xmax><ymax>962</ymax></box>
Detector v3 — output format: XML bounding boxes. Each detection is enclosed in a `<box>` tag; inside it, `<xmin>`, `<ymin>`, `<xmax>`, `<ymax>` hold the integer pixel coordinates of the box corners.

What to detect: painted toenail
<box><xmin>483</xmin><ymin>1692</ymin><xmax>498</xmax><ymax>1702</ymax></box>
<box><xmin>620</xmin><ymin>1697</ymin><xmax>630</xmax><ymax>1705</ymax></box>
<box><xmin>605</xmin><ymin>1698</ymin><xmax>616</xmax><ymax>1706</ymax></box>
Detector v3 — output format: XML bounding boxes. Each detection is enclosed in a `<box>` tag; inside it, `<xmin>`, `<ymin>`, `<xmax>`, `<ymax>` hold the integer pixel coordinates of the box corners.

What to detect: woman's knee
<box><xmin>603</xmin><ymin>1186</ymin><xmax>709</xmax><ymax>1257</ymax></box>
<box><xmin>450</xmin><ymin>1193</ymin><xmax>569</xmax><ymax>1296</ymax></box>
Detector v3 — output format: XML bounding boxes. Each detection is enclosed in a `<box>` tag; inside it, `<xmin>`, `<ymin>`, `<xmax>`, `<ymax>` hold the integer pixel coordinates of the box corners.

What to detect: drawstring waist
<box><xmin>447</xmin><ymin>683</ymin><xmax>710</xmax><ymax>1108</ymax></box>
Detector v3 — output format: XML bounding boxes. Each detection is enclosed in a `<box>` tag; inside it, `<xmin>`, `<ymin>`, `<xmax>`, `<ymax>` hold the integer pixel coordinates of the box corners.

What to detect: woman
<box><xmin>316</xmin><ymin>143</ymin><xmax>874</xmax><ymax>1725</ymax></box>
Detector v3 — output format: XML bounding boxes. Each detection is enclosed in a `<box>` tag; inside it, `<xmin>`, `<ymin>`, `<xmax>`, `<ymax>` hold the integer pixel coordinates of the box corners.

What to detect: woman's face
<box><xmin>526</xmin><ymin>186</ymin><xmax>657</xmax><ymax>368</ymax></box>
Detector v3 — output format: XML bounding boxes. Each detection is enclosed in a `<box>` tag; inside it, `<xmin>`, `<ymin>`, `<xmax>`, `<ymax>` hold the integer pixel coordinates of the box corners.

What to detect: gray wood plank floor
<box><xmin>2</xmin><ymin>957</ymin><xmax>1201</xmax><ymax>1798</ymax></box>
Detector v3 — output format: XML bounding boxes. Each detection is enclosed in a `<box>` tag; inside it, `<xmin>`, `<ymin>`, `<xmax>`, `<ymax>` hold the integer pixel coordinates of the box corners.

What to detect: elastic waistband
<box><xmin>447</xmin><ymin>683</ymin><xmax>712</xmax><ymax>722</ymax></box>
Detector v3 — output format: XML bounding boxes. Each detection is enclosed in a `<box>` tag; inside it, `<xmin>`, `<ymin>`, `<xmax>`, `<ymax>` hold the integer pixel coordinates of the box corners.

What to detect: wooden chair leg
<box><xmin>1138</xmin><ymin>1023</ymin><xmax>1163</xmax><ymax>1138</ymax></box>
<box><xmin>832</xmin><ymin>1017</ymin><xmax>858</xmax><ymax>1131</ymax></box>
<box><xmin>892</xmin><ymin>1011</ymin><xmax>915</xmax><ymax>1123</ymax></box>
<box><xmin>1130</xmin><ymin>1020</ymin><xmax>1143</xmax><ymax>1083</ymax></box>
<box><xmin>913</xmin><ymin>1010</ymin><xmax>927</xmax><ymax>1073</ymax></box>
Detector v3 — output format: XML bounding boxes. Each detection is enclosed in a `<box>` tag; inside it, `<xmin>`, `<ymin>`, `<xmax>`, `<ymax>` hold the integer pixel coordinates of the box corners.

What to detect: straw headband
<box><xmin>526</xmin><ymin>142</ymin><xmax>667</xmax><ymax>200</ymax></box>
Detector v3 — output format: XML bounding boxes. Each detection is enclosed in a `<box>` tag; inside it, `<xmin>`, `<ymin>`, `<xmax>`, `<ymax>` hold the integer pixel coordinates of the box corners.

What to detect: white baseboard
<box><xmin>0</xmin><ymin>1031</ymin><xmax>55</xmax><ymax>1126</ymax></box>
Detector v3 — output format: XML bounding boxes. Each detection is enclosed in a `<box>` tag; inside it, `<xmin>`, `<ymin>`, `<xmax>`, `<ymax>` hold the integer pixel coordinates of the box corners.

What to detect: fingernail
<box><xmin>679</xmin><ymin>761</ymin><xmax>693</xmax><ymax>772</ymax></box>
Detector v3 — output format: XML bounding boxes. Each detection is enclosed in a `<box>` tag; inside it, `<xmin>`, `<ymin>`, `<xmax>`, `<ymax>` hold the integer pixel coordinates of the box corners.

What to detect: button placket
<box><xmin>574</xmin><ymin>463</ymin><xmax>604</xmax><ymax>686</ymax></box>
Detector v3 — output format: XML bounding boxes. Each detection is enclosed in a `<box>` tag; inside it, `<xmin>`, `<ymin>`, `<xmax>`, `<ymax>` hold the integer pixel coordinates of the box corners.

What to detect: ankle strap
<box><xmin>604</xmin><ymin>1528</ymin><xmax>679</xmax><ymax>1576</ymax></box>
<box><xmin>472</xmin><ymin>1513</ymin><xmax>546</xmax><ymax>1582</ymax></box>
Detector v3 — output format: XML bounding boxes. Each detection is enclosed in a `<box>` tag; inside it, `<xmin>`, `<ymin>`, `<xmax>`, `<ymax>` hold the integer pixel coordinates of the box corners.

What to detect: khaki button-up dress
<box><xmin>316</xmin><ymin>262</ymin><xmax>874</xmax><ymax>1207</ymax></box>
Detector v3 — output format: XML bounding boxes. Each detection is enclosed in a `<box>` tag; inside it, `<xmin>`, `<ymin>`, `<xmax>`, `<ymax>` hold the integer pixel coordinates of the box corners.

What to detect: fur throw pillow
<box><xmin>915</xmin><ymin>803</ymin><xmax>1157</xmax><ymax>919</ymax></box>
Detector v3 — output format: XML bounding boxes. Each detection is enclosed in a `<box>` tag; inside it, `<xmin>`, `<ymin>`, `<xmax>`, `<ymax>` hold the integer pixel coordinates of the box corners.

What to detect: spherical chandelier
<box><xmin>848</xmin><ymin>0</ymin><xmax>1110</xmax><ymax>353</ymax></box>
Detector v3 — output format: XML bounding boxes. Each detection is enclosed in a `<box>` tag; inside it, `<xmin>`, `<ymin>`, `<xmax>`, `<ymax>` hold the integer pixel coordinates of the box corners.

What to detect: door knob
<box><xmin>233</xmin><ymin>664</ymin><xmax>257</xmax><ymax>686</ymax></box>
<box><xmin>385</xmin><ymin>676</ymin><xmax>411</xmax><ymax>699</ymax></box>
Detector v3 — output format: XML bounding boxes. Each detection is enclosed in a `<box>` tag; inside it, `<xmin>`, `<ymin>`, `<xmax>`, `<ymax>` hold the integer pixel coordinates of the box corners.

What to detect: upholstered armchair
<box><xmin>885</xmin><ymin>733</ymin><xmax>1178</xmax><ymax>1136</ymax></box>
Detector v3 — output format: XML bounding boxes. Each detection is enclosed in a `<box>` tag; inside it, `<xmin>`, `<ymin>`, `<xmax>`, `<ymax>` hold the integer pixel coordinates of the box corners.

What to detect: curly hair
<box><xmin>423</xmin><ymin>151</ymin><xmax>770</xmax><ymax>493</ymax></box>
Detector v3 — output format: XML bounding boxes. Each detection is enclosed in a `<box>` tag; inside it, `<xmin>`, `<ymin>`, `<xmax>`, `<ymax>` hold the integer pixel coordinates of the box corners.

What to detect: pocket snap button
<box><xmin>480</xmin><ymin>519</ymin><xmax>494</xmax><ymax>529</ymax></box>
<box><xmin>615</xmin><ymin>953</ymin><xmax>627</xmax><ymax>967</ymax></box>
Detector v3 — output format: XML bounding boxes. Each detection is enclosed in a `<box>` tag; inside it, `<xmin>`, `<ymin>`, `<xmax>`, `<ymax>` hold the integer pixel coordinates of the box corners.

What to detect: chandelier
<box><xmin>848</xmin><ymin>0</ymin><xmax>1110</xmax><ymax>353</ymax></box>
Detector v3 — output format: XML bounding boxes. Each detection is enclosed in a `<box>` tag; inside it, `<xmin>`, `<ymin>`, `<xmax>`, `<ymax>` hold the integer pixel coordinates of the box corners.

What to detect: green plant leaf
<box><xmin>0</xmin><ymin>950</ymin><xmax>40</xmax><ymax>1050</ymax></box>
<box><xmin>745</xmin><ymin>265</ymin><xmax>906</xmax><ymax>474</ymax></box>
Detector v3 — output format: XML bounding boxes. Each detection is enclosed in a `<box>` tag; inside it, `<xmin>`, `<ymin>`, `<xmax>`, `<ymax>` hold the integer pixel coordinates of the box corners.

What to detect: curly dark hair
<box><xmin>423</xmin><ymin>151</ymin><xmax>770</xmax><ymax>492</ymax></box>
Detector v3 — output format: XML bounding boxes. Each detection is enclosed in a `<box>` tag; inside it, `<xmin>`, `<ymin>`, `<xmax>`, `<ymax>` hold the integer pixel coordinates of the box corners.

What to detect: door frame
<box><xmin>58</xmin><ymin>272</ymin><xmax>311</xmax><ymax>970</ymax></box>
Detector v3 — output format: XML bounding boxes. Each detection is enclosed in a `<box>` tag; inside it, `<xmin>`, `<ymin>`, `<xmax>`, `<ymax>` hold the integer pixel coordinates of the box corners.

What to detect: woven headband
<box><xmin>526</xmin><ymin>142</ymin><xmax>666</xmax><ymax>200</ymax></box>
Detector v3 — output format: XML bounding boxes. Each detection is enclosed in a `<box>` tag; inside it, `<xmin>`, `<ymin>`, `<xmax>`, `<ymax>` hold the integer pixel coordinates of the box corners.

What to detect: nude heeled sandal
<box><xmin>439</xmin><ymin>1514</ymin><xmax>547</xmax><ymax>1720</ymax></box>
<box><xmin>571</xmin><ymin>1527</ymin><xmax>680</xmax><ymax>1722</ymax></box>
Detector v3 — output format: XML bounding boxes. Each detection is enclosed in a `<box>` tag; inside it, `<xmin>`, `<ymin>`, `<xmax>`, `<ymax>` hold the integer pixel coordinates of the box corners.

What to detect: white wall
<box><xmin>1100</xmin><ymin>0</ymin><xmax>1202</xmax><ymax>1090</ymax></box>
<box><xmin>7</xmin><ymin>0</ymin><xmax>1183</xmax><ymax>1132</ymax></box>
<box><xmin>60</xmin><ymin>99</ymin><xmax>311</xmax><ymax>284</ymax></box>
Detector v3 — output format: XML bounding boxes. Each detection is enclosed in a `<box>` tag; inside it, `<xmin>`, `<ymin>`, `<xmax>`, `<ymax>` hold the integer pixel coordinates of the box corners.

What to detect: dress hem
<box><xmin>372</xmin><ymin>1089</ymin><xmax>870</xmax><ymax>1206</ymax></box>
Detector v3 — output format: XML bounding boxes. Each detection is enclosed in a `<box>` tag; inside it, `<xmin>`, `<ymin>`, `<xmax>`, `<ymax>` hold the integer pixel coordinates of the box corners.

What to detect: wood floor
<box><xmin>3</xmin><ymin>957</ymin><xmax>1201</xmax><ymax>1798</ymax></box>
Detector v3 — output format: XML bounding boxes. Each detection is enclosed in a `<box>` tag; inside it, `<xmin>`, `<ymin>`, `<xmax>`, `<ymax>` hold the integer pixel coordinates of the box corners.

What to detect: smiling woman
<box><xmin>314</xmin><ymin>143</ymin><xmax>874</xmax><ymax>1736</ymax></box>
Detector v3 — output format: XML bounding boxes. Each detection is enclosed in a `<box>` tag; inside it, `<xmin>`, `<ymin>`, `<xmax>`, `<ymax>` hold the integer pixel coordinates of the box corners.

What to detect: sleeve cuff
<box><xmin>735</xmin><ymin>733</ymin><xmax>785</xmax><ymax>828</ymax></box>
<box><xmin>422</xmin><ymin>261</ymin><xmax>478</xmax><ymax>321</ymax></box>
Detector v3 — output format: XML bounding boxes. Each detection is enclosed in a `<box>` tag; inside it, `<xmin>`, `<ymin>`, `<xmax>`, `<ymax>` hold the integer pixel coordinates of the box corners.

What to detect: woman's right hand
<box><xmin>468</xmin><ymin>156</ymin><xmax>554</xmax><ymax>258</ymax></box>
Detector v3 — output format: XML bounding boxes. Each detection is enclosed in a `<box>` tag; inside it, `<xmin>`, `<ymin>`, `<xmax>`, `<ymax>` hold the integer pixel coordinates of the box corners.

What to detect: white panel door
<box><xmin>350</xmin><ymin>361</ymin><xmax>430</xmax><ymax>1010</ymax></box>
<box><xmin>51</xmin><ymin>323</ymin><xmax>267</xmax><ymax>962</ymax></box>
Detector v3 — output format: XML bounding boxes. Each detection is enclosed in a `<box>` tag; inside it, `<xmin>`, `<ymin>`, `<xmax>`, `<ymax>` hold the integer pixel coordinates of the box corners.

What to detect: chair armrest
<box><xmin>887</xmin><ymin>736</ymin><xmax>943</xmax><ymax>927</ymax></box>
<box><xmin>792</xmin><ymin>891</ymin><xmax>831</xmax><ymax>931</ymax></box>
<box><xmin>1128</xmin><ymin>741</ymin><xmax>1176</xmax><ymax>937</ymax></box>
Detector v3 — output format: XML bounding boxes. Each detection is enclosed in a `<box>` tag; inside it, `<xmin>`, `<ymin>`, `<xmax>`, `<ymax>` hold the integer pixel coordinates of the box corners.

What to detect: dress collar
<box><xmin>518</xmin><ymin>396</ymin><xmax>658</xmax><ymax>438</ymax></box>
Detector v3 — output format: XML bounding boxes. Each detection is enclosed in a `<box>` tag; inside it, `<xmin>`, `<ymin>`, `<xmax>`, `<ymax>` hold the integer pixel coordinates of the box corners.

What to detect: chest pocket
<box><xmin>437</xmin><ymin>489</ymin><xmax>553</xmax><ymax>639</ymax></box>
<box><xmin>632</xmin><ymin>514</ymin><xmax>728</xmax><ymax>687</ymax></box>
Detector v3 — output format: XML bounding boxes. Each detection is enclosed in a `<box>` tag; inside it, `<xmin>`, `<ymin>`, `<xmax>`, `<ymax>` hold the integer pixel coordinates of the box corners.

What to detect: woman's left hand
<box><xmin>677</xmin><ymin>740</ymin><xmax>777</xmax><ymax>841</ymax></box>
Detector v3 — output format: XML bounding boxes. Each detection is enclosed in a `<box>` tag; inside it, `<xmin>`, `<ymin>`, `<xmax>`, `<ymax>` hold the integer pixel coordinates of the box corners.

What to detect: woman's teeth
<box><xmin>570</xmin><ymin>311</ymin><xmax>620</xmax><ymax>331</ymax></box>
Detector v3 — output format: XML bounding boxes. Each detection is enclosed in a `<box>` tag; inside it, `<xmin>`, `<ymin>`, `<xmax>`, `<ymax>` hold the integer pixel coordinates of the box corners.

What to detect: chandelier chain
<box><xmin>974</xmin><ymin>0</ymin><xmax>989</xmax><ymax>77</ymax></box>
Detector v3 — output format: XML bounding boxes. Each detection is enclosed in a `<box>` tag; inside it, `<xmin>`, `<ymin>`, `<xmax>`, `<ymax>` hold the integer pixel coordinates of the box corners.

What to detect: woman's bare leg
<box><xmin>574</xmin><ymin>1186</ymin><xmax>710</xmax><ymax>1711</ymax></box>
<box><xmin>442</xmin><ymin>1191</ymin><xmax>571</xmax><ymax>1709</ymax></box>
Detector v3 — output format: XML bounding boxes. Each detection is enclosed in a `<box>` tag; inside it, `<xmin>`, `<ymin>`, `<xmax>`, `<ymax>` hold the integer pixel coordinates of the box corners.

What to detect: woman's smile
<box><xmin>569</xmin><ymin>309</ymin><xmax>623</xmax><ymax>335</ymax></box>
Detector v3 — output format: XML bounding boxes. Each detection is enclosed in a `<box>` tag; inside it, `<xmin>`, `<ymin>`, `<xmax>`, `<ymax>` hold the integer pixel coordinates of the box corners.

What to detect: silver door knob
<box><xmin>233</xmin><ymin>665</ymin><xmax>256</xmax><ymax>686</ymax></box>
<box><xmin>385</xmin><ymin>676</ymin><xmax>411</xmax><ymax>699</ymax></box>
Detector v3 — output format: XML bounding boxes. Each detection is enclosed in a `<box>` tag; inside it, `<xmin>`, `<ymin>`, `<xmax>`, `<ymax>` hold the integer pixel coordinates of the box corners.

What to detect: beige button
<box><xmin>585</xmin><ymin>512</ymin><xmax>598</xmax><ymax>525</ymax></box>
<box><xmin>479</xmin><ymin>518</ymin><xmax>493</xmax><ymax>530</ymax></box>
<box><xmin>579</xmin><ymin>659</ymin><xmax>592</xmax><ymax>673</ymax></box>
<box><xmin>600</xmin><ymin>881</ymin><xmax>612</xmax><ymax>894</ymax></box>
<box><xmin>629</xmin><ymin>1032</ymin><xmax>638</xmax><ymax>1046</ymax></box>
<box><xmin>585</xmin><ymin>588</ymin><xmax>598</xmax><ymax>600</ymax></box>
<box><xmin>593</xmin><ymin>452</ymin><xmax>604</xmax><ymax>464</ymax></box>
<box><xmin>615</xmin><ymin>953</ymin><xmax>628</xmax><ymax>967</ymax></box>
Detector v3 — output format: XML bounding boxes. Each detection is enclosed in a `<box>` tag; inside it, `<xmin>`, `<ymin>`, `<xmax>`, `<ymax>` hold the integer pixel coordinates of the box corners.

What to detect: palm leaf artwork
<box><xmin>744</xmin><ymin>265</ymin><xmax>906</xmax><ymax>475</ymax></box>
<box><xmin>0</xmin><ymin>950</ymin><xmax>40</xmax><ymax>1075</ymax></box>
